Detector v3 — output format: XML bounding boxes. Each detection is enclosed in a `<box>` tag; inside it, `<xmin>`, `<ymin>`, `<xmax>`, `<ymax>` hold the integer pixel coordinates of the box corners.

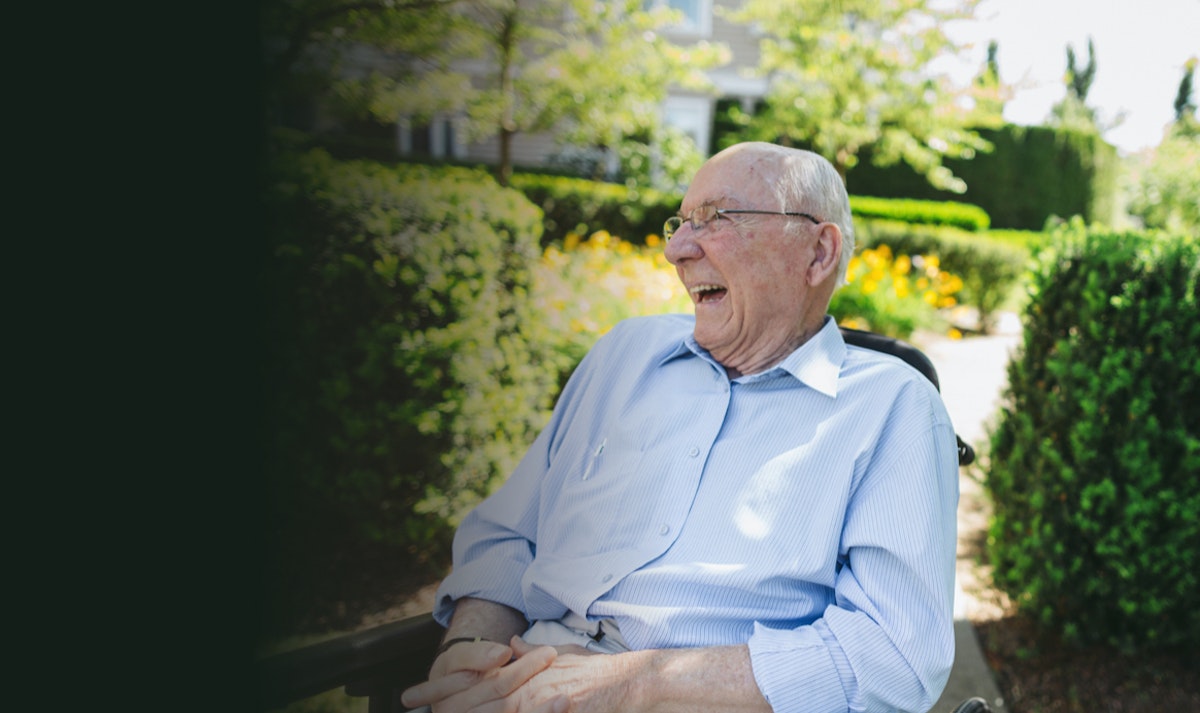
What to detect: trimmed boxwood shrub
<box><xmin>511</xmin><ymin>172</ymin><xmax>995</xmax><ymax>247</ymax></box>
<box><xmin>985</xmin><ymin>220</ymin><xmax>1200</xmax><ymax>651</ymax></box>
<box><xmin>262</xmin><ymin>148</ymin><xmax>557</xmax><ymax>593</ymax></box>
<box><xmin>856</xmin><ymin>218</ymin><xmax>1029</xmax><ymax>333</ymax></box>
<box><xmin>850</xmin><ymin>195</ymin><xmax>990</xmax><ymax>231</ymax></box>
<box><xmin>509</xmin><ymin>172</ymin><xmax>680</xmax><ymax>247</ymax></box>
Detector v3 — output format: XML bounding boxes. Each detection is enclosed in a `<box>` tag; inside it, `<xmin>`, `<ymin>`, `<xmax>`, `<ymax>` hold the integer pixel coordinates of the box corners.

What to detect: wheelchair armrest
<box><xmin>257</xmin><ymin>612</ymin><xmax>443</xmax><ymax>710</ymax></box>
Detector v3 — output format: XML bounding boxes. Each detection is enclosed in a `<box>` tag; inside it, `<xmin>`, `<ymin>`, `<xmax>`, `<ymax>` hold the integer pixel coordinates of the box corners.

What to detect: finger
<box><xmin>438</xmin><ymin>641</ymin><xmax>514</xmax><ymax>674</ymax></box>
<box><xmin>446</xmin><ymin>644</ymin><xmax>558</xmax><ymax>711</ymax></box>
<box><xmin>400</xmin><ymin>669</ymin><xmax>479</xmax><ymax>709</ymax></box>
<box><xmin>533</xmin><ymin>695</ymin><xmax>571</xmax><ymax>713</ymax></box>
<box><xmin>484</xmin><ymin>645</ymin><xmax>556</xmax><ymax>698</ymax></box>
<box><xmin>510</xmin><ymin>635</ymin><xmax>537</xmax><ymax>658</ymax></box>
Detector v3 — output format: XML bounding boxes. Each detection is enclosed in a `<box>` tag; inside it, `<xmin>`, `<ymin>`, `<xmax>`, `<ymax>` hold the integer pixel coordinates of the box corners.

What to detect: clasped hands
<box><xmin>401</xmin><ymin>635</ymin><xmax>612</xmax><ymax>713</ymax></box>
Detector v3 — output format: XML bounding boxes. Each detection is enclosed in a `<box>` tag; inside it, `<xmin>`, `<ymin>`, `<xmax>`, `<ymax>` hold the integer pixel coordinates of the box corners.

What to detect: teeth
<box><xmin>690</xmin><ymin>283</ymin><xmax>724</xmax><ymax>296</ymax></box>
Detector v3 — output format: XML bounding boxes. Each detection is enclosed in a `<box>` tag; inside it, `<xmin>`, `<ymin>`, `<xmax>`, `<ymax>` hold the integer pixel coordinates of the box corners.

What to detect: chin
<box><xmin>691</xmin><ymin>327</ymin><xmax>724</xmax><ymax>354</ymax></box>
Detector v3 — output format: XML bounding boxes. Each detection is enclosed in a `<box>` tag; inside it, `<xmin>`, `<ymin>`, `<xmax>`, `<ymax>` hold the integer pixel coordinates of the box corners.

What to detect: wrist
<box><xmin>435</xmin><ymin>635</ymin><xmax>493</xmax><ymax>659</ymax></box>
<box><xmin>622</xmin><ymin>648</ymin><xmax>660</xmax><ymax>712</ymax></box>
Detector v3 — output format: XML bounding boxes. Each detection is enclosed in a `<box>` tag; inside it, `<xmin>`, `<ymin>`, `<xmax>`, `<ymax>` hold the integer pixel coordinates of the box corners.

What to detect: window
<box><xmin>397</xmin><ymin>114</ymin><xmax>465</xmax><ymax>160</ymax></box>
<box><xmin>663</xmin><ymin>96</ymin><xmax>713</xmax><ymax>157</ymax></box>
<box><xmin>646</xmin><ymin>0</ymin><xmax>712</xmax><ymax>37</ymax></box>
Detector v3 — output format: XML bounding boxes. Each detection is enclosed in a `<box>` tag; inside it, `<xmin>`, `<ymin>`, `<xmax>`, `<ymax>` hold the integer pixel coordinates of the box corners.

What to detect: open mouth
<box><xmin>691</xmin><ymin>284</ymin><xmax>728</xmax><ymax>304</ymax></box>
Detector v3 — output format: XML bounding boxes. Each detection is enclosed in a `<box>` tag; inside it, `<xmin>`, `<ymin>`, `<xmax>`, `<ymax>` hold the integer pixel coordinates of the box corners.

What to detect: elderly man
<box><xmin>402</xmin><ymin>142</ymin><xmax>959</xmax><ymax>713</ymax></box>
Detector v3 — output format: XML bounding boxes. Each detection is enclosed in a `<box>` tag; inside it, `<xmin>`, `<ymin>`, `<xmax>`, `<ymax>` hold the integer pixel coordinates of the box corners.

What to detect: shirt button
<box><xmin>688</xmin><ymin>447</ymin><xmax>700</xmax><ymax>457</ymax></box>
<box><xmin>601</xmin><ymin>573</ymin><xmax>613</xmax><ymax>583</ymax></box>
<box><xmin>659</xmin><ymin>524</ymin><xmax>670</xmax><ymax>536</ymax></box>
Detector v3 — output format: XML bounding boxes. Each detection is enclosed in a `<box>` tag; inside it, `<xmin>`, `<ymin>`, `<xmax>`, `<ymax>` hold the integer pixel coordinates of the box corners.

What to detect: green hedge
<box><xmin>262</xmin><ymin>149</ymin><xmax>556</xmax><ymax>599</ymax></box>
<box><xmin>846</xmin><ymin>124</ymin><xmax>1120</xmax><ymax>231</ymax></box>
<box><xmin>850</xmin><ymin>195</ymin><xmax>990</xmax><ymax>231</ymax></box>
<box><xmin>509</xmin><ymin>173</ymin><xmax>679</xmax><ymax>247</ymax></box>
<box><xmin>856</xmin><ymin>218</ymin><xmax>1030</xmax><ymax>333</ymax></box>
<box><xmin>509</xmin><ymin>171</ymin><xmax>995</xmax><ymax>247</ymax></box>
<box><xmin>985</xmin><ymin>221</ymin><xmax>1200</xmax><ymax>651</ymax></box>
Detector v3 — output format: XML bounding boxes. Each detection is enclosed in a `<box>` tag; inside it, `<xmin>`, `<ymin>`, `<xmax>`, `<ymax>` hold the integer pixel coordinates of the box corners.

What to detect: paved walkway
<box><xmin>916</xmin><ymin>312</ymin><xmax>1023</xmax><ymax>713</ymax></box>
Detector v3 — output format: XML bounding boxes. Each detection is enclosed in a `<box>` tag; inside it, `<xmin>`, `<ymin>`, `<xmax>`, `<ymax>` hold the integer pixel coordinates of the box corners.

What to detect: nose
<box><xmin>664</xmin><ymin>224</ymin><xmax>703</xmax><ymax>265</ymax></box>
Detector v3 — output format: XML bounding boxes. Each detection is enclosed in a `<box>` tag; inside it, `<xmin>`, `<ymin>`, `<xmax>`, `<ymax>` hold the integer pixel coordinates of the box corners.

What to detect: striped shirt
<box><xmin>435</xmin><ymin>314</ymin><xmax>959</xmax><ymax>713</ymax></box>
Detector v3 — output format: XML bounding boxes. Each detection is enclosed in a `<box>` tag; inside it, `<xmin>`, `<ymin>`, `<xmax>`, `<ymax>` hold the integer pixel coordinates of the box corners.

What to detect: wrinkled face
<box><xmin>664</xmin><ymin>152</ymin><xmax>824</xmax><ymax>372</ymax></box>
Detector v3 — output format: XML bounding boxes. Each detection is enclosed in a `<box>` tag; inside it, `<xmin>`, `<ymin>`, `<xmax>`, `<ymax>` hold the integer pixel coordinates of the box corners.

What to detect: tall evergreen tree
<box><xmin>1048</xmin><ymin>36</ymin><xmax>1119</xmax><ymax>134</ymax></box>
<box><xmin>969</xmin><ymin>39</ymin><xmax>1009</xmax><ymax>126</ymax></box>
<box><xmin>1066</xmin><ymin>37</ymin><xmax>1097</xmax><ymax>102</ymax></box>
<box><xmin>1172</xmin><ymin>56</ymin><xmax>1198</xmax><ymax>136</ymax></box>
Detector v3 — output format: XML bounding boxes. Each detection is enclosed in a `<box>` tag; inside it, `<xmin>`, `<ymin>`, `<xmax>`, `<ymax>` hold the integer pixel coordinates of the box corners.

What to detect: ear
<box><xmin>807</xmin><ymin>223</ymin><xmax>842</xmax><ymax>286</ymax></box>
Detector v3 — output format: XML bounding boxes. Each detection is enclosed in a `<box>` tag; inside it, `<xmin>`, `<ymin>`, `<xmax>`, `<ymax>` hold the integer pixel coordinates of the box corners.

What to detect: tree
<box><xmin>259</xmin><ymin>0</ymin><xmax>466</xmax><ymax>128</ymax></box>
<box><xmin>967</xmin><ymin>39</ymin><xmax>1011</xmax><ymax>127</ymax></box>
<box><xmin>1127</xmin><ymin>60</ymin><xmax>1200</xmax><ymax>233</ymax></box>
<box><xmin>1171</xmin><ymin>56</ymin><xmax>1198</xmax><ymax>138</ymax></box>
<box><xmin>1067</xmin><ymin>37</ymin><xmax>1097</xmax><ymax>103</ymax></box>
<box><xmin>263</xmin><ymin>0</ymin><xmax>728</xmax><ymax>187</ymax></box>
<box><xmin>1048</xmin><ymin>37</ymin><xmax>1123</xmax><ymax>135</ymax></box>
<box><xmin>440</xmin><ymin>0</ymin><xmax>727</xmax><ymax>185</ymax></box>
<box><xmin>1125</xmin><ymin>133</ymin><xmax>1200</xmax><ymax>233</ymax></box>
<box><xmin>724</xmin><ymin>0</ymin><xmax>990</xmax><ymax>192</ymax></box>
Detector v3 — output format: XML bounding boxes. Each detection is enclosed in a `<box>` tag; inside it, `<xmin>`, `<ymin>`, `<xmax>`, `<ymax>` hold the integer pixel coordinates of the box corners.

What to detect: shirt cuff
<box><xmin>747</xmin><ymin>621</ymin><xmax>849</xmax><ymax>713</ymax></box>
<box><xmin>432</xmin><ymin>556</ymin><xmax>530</xmax><ymax>626</ymax></box>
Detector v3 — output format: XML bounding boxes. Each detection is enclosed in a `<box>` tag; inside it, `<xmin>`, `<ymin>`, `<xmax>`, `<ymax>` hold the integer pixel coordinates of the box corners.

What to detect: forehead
<box><xmin>682</xmin><ymin>152</ymin><xmax>779</xmax><ymax>210</ymax></box>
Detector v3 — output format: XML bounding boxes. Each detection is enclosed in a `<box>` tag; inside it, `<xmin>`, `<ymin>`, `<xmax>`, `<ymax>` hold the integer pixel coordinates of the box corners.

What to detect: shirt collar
<box><xmin>658</xmin><ymin>317</ymin><xmax>845</xmax><ymax>398</ymax></box>
<box><xmin>771</xmin><ymin>317</ymin><xmax>844</xmax><ymax>398</ymax></box>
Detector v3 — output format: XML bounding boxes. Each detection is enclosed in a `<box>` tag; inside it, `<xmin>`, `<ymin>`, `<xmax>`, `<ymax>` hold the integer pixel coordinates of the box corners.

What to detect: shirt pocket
<box><xmin>549</xmin><ymin>428</ymin><xmax>651</xmax><ymax>514</ymax></box>
<box><xmin>542</xmin><ymin>434</ymin><xmax>651</xmax><ymax>550</ymax></box>
<box><xmin>568</xmin><ymin>434</ymin><xmax>644</xmax><ymax>490</ymax></box>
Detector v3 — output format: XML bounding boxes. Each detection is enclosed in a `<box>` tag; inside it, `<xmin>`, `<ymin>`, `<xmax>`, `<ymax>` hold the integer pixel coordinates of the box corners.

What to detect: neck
<box><xmin>719</xmin><ymin>318</ymin><xmax>826</xmax><ymax>378</ymax></box>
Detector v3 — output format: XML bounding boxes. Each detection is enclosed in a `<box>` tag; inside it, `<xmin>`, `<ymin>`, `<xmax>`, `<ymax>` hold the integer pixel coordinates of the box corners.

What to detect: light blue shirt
<box><xmin>435</xmin><ymin>314</ymin><xmax>959</xmax><ymax>713</ymax></box>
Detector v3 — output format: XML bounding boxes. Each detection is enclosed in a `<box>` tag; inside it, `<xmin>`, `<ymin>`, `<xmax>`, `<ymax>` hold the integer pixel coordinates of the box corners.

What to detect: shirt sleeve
<box><xmin>432</xmin><ymin>329</ymin><xmax>610</xmax><ymax>626</ymax></box>
<box><xmin>747</xmin><ymin>385</ymin><xmax>960</xmax><ymax>713</ymax></box>
<box><xmin>431</xmin><ymin>420</ymin><xmax>551</xmax><ymax>625</ymax></box>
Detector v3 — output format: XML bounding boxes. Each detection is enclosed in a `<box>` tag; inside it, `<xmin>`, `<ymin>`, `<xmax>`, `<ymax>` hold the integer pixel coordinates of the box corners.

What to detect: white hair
<box><xmin>769</xmin><ymin>147</ymin><xmax>856</xmax><ymax>287</ymax></box>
